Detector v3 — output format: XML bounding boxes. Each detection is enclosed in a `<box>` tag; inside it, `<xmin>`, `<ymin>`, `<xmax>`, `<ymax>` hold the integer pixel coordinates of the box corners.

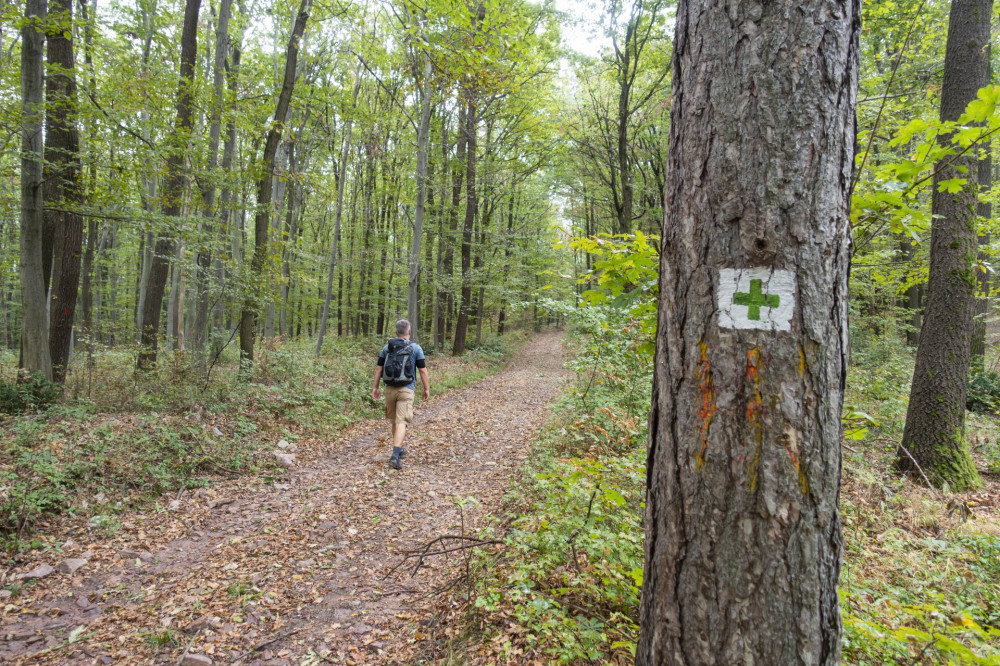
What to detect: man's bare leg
<box><xmin>392</xmin><ymin>422</ymin><xmax>407</xmax><ymax>449</ymax></box>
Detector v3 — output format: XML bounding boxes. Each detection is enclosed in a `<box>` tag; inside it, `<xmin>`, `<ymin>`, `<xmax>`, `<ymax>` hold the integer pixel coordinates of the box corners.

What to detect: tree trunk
<box><xmin>408</xmin><ymin>56</ymin><xmax>434</xmax><ymax>343</ymax></box>
<box><xmin>970</xmin><ymin>155</ymin><xmax>992</xmax><ymax>369</ymax></box>
<box><xmin>901</xmin><ymin>239</ymin><xmax>922</xmax><ymax>347</ymax></box>
<box><xmin>19</xmin><ymin>0</ymin><xmax>52</xmax><ymax>380</ymax></box>
<box><xmin>899</xmin><ymin>0</ymin><xmax>989</xmax><ymax>492</ymax></box>
<box><xmin>316</xmin><ymin>66</ymin><xmax>361</xmax><ymax>355</ymax></box>
<box><xmin>635</xmin><ymin>0</ymin><xmax>858</xmax><ymax>661</ymax></box>
<box><xmin>137</xmin><ymin>0</ymin><xmax>201</xmax><ymax>369</ymax></box>
<box><xmin>616</xmin><ymin>34</ymin><xmax>633</xmax><ymax>236</ymax></box>
<box><xmin>44</xmin><ymin>0</ymin><xmax>84</xmax><ymax>383</ymax></box>
<box><xmin>192</xmin><ymin>0</ymin><xmax>233</xmax><ymax>370</ymax></box>
<box><xmin>239</xmin><ymin>0</ymin><xmax>310</xmax><ymax>368</ymax></box>
<box><xmin>452</xmin><ymin>96</ymin><xmax>477</xmax><ymax>356</ymax></box>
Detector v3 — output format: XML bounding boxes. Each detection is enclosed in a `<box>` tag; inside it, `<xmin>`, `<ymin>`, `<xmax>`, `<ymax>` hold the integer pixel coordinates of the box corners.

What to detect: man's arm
<box><xmin>372</xmin><ymin>365</ymin><xmax>383</xmax><ymax>400</ymax></box>
<box><xmin>419</xmin><ymin>367</ymin><xmax>429</xmax><ymax>400</ymax></box>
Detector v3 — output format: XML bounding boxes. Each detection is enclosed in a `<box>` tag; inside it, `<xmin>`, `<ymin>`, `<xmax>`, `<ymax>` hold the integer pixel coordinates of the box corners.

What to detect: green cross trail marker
<box><xmin>733</xmin><ymin>278</ymin><xmax>780</xmax><ymax>321</ymax></box>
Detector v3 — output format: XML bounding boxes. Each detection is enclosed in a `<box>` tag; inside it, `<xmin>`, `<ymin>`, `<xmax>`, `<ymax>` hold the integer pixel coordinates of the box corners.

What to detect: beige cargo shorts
<box><xmin>385</xmin><ymin>386</ymin><xmax>415</xmax><ymax>425</ymax></box>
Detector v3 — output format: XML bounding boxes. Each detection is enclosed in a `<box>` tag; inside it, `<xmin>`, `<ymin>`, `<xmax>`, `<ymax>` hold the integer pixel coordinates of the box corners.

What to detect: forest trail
<box><xmin>1</xmin><ymin>333</ymin><xmax>568</xmax><ymax>665</ymax></box>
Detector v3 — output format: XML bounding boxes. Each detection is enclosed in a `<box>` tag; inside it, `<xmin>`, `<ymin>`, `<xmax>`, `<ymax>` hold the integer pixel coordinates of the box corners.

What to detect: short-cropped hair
<box><xmin>395</xmin><ymin>319</ymin><xmax>411</xmax><ymax>336</ymax></box>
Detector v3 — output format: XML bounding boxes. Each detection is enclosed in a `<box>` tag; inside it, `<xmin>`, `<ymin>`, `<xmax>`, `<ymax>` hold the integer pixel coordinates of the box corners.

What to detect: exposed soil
<box><xmin>0</xmin><ymin>333</ymin><xmax>567</xmax><ymax>665</ymax></box>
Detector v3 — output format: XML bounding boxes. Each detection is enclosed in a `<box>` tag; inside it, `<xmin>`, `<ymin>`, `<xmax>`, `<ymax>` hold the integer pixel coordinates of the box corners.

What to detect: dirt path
<box><xmin>1</xmin><ymin>333</ymin><xmax>567</xmax><ymax>665</ymax></box>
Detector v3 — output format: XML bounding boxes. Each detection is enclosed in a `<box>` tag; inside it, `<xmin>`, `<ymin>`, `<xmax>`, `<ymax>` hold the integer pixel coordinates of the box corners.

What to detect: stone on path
<box><xmin>181</xmin><ymin>654</ymin><xmax>213</xmax><ymax>666</ymax></box>
<box><xmin>273</xmin><ymin>451</ymin><xmax>296</xmax><ymax>468</ymax></box>
<box><xmin>120</xmin><ymin>549</ymin><xmax>154</xmax><ymax>563</ymax></box>
<box><xmin>185</xmin><ymin>615</ymin><xmax>223</xmax><ymax>634</ymax></box>
<box><xmin>56</xmin><ymin>558</ymin><xmax>87</xmax><ymax>574</ymax></box>
<box><xmin>14</xmin><ymin>564</ymin><xmax>54</xmax><ymax>581</ymax></box>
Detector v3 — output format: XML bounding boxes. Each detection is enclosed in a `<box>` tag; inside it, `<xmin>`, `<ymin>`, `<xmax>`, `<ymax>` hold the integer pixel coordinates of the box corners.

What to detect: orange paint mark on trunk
<box><xmin>746</xmin><ymin>347</ymin><xmax>764</xmax><ymax>490</ymax></box>
<box><xmin>696</xmin><ymin>341</ymin><xmax>716</xmax><ymax>469</ymax></box>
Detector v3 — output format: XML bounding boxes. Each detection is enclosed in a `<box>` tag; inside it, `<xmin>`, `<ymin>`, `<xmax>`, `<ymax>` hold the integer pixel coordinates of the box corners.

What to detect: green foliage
<box><xmin>0</xmin><ymin>373</ymin><xmax>61</xmax><ymax>415</ymax></box>
<box><xmin>841</xmin><ymin>532</ymin><xmax>1000</xmax><ymax>665</ymax></box>
<box><xmin>464</xmin><ymin>314</ymin><xmax>651</xmax><ymax>663</ymax></box>
<box><xmin>840</xmin><ymin>331</ymin><xmax>1000</xmax><ymax>664</ymax></box>
<box><xmin>968</xmin><ymin>371</ymin><xmax>1000</xmax><ymax>414</ymax></box>
<box><xmin>853</xmin><ymin>85</ymin><xmax>1000</xmax><ymax>248</ymax></box>
<box><xmin>564</xmin><ymin>231</ymin><xmax>659</xmax><ymax>347</ymax></box>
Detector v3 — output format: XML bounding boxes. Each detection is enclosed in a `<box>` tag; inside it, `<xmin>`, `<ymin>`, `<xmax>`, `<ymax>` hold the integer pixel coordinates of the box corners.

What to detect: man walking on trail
<box><xmin>373</xmin><ymin>319</ymin><xmax>429</xmax><ymax>470</ymax></box>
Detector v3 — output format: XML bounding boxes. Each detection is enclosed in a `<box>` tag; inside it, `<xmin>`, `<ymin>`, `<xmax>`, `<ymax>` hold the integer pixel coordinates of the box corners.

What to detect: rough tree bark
<box><xmin>239</xmin><ymin>0</ymin><xmax>310</xmax><ymax>368</ymax></box>
<box><xmin>19</xmin><ymin>0</ymin><xmax>52</xmax><ymax>380</ymax></box>
<box><xmin>137</xmin><ymin>0</ymin><xmax>201</xmax><ymax>369</ymax></box>
<box><xmin>635</xmin><ymin>0</ymin><xmax>859</xmax><ymax>662</ymax></box>
<box><xmin>44</xmin><ymin>0</ymin><xmax>85</xmax><ymax>384</ymax></box>
<box><xmin>898</xmin><ymin>0</ymin><xmax>990</xmax><ymax>492</ymax></box>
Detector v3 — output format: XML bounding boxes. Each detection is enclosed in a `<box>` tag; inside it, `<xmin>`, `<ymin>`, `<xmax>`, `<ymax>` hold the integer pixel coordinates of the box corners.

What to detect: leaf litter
<box><xmin>0</xmin><ymin>333</ymin><xmax>567</xmax><ymax>665</ymax></box>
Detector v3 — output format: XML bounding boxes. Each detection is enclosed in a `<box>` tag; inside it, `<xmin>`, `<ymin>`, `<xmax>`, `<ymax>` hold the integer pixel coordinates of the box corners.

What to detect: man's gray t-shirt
<box><xmin>378</xmin><ymin>340</ymin><xmax>426</xmax><ymax>391</ymax></box>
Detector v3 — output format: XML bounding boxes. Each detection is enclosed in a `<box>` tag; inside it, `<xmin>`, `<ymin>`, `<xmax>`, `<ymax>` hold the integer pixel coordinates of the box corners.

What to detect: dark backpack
<box><xmin>382</xmin><ymin>338</ymin><xmax>415</xmax><ymax>387</ymax></box>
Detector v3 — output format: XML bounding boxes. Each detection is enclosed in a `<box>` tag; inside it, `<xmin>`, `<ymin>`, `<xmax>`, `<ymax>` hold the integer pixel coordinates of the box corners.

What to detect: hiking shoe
<box><xmin>398</xmin><ymin>448</ymin><xmax>407</xmax><ymax>460</ymax></box>
<box><xmin>389</xmin><ymin>447</ymin><xmax>403</xmax><ymax>470</ymax></box>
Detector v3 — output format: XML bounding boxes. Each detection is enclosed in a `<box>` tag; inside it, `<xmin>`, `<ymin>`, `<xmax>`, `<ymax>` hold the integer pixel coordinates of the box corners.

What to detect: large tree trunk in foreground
<box><xmin>20</xmin><ymin>0</ymin><xmax>52</xmax><ymax>380</ymax></box>
<box><xmin>899</xmin><ymin>0</ymin><xmax>989</xmax><ymax>492</ymax></box>
<box><xmin>44</xmin><ymin>0</ymin><xmax>85</xmax><ymax>384</ymax></box>
<box><xmin>635</xmin><ymin>0</ymin><xmax>858</xmax><ymax>662</ymax></box>
<box><xmin>238</xmin><ymin>0</ymin><xmax>310</xmax><ymax>368</ymax></box>
<box><xmin>137</xmin><ymin>0</ymin><xmax>201</xmax><ymax>369</ymax></box>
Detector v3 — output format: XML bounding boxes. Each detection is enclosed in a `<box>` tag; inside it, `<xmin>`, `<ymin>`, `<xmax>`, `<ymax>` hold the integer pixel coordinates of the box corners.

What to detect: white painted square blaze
<box><xmin>717</xmin><ymin>267</ymin><xmax>796</xmax><ymax>332</ymax></box>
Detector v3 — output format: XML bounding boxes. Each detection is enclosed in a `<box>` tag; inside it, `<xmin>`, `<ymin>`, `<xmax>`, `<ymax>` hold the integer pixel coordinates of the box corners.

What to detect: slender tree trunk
<box><xmin>239</xmin><ymin>0</ymin><xmax>310</xmax><ymax>368</ymax></box>
<box><xmin>408</xmin><ymin>56</ymin><xmax>434</xmax><ymax>342</ymax></box>
<box><xmin>316</xmin><ymin>67</ymin><xmax>361</xmax><ymax>354</ymax></box>
<box><xmin>635</xmin><ymin>0</ymin><xmax>858</xmax><ymax>661</ymax></box>
<box><xmin>453</xmin><ymin>96</ymin><xmax>477</xmax><ymax>355</ymax></box>
<box><xmin>138</xmin><ymin>0</ymin><xmax>201</xmax><ymax>369</ymax></box>
<box><xmin>616</xmin><ymin>41</ymin><xmax>633</xmax><ymax>235</ymax></box>
<box><xmin>439</xmin><ymin>111</ymin><xmax>463</xmax><ymax>348</ymax></box>
<box><xmin>19</xmin><ymin>0</ymin><xmax>52</xmax><ymax>380</ymax></box>
<box><xmin>44</xmin><ymin>0</ymin><xmax>84</xmax><ymax>383</ymax></box>
<box><xmin>498</xmin><ymin>192</ymin><xmax>514</xmax><ymax>335</ymax></box>
<box><xmin>79</xmin><ymin>0</ymin><xmax>98</xmax><ymax>360</ymax></box>
<box><xmin>970</xmin><ymin>154</ymin><xmax>992</xmax><ymax>369</ymax></box>
<box><xmin>212</xmin><ymin>35</ymin><xmax>241</xmax><ymax>357</ymax></box>
<box><xmin>901</xmin><ymin>239</ymin><xmax>922</xmax><ymax>347</ymax></box>
<box><xmin>899</xmin><ymin>0</ymin><xmax>990</xmax><ymax>492</ymax></box>
<box><xmin>192</xmin><ymin>0</ymin><xmax>232</xmax><ymax>370</ymax></box>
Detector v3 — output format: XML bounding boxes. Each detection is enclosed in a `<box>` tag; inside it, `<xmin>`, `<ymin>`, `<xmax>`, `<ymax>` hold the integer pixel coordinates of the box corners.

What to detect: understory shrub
<box><xmin>466</xmin><ymin>235</ymin><xmax>656</xmax><ymax>663</ymax></box>
<box><xmin>968</xmin><ymin>370</ymin><xmax>1000</xmax><ymax>414</ymax></box>
<box><xmin>0</xmin><ymin>373</ymin><xmax>61</xmax><ymax>415</ymax></box>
